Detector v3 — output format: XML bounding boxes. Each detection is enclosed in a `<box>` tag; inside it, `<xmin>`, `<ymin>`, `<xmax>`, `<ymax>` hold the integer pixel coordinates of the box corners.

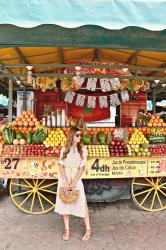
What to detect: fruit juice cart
<box><xmin>0</xmin><ymin>81</ymin><xmax>166</xmax><ymax>214</ymax></box>
<box><xmin>0</xmin><ymin>1</ymin><xmax>166</xmax><ymax>215</ymax></box>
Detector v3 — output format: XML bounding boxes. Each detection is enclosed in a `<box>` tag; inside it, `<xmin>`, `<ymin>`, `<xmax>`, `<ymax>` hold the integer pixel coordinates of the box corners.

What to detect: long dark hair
<box><xmin>62</xmin><ymin>127</ymin><xmax>83</xmax><ymax>160</ymax></box>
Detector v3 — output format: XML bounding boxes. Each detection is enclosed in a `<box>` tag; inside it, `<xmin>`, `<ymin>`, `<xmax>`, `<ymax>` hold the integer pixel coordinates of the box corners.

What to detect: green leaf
<box><xmin>83</xmin><ymin>106</ymin><xmax>93</xmax><ymax>115</ymax></box>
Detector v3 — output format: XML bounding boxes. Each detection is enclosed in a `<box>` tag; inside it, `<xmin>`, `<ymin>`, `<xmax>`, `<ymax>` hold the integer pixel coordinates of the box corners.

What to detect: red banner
<box><xmin>67</xmin><ymin>93</ymin><xmax>110</xmax><ymax>121</ymax></box>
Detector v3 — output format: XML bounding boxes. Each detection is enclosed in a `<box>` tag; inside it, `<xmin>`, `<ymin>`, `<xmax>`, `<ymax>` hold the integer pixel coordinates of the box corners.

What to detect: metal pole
<box><xmin>152</xmin><ymin>89</ymin><xmax>156</xmax><ymax>114</ymax></box>
<box><xmin>23</xmin><ymin>86</ymin><xmax>27</xmax><ymax>111</ymax></box>
<box><xmin>8</xmin><ymin>78</ymin><xmax>13</xmax><ymax>123</ymax></box>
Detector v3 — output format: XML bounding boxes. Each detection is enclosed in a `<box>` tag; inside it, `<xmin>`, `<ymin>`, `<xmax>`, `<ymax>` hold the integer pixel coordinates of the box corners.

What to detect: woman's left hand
<box><xmin>70</xmin><ymin>182</ymin><xmax>76</xmax><ymax>189</ymax></box>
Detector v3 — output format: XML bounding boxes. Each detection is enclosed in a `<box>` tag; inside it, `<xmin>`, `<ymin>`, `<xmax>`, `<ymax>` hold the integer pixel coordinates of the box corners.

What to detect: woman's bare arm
<box><xmin>59</xmin><ymin>165</ymin><xmax>70</xmax><ymax>189</ymax></box>
<box><xmin>70</xmin><ymin>167</ymin><xmax>85</xmax><ymax>188</ymax></box>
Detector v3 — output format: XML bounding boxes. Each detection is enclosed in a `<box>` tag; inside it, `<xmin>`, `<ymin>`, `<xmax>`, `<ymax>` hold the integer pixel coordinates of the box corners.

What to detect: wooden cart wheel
<box><xmin>10</xmin><ymin>179</ymin><xmax>58</xmax><ymax>214</ymax></box>
<box><xmin>131</xmin><ymin>177</ymin><xmax>166</xmax><ymax>212</ymax></box>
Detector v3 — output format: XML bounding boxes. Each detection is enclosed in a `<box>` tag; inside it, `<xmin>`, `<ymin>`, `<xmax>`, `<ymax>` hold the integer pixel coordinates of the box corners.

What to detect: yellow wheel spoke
<box><xmin>151</xmin><ymin>178</ymin><xmax>155</xmax><ymax>185</ymax></box>
<box><xmin>158</xmin><ymin>177</ymin><xmax>163</xmax><ymax>184</ymax></box>
<box><xmin>19</xmin><ymin>192</ymin><xmax>33</xmax><ymax>207</ymax></box>
<box><xmin>38</xmin><ymin>182</ymin><xmax>58</xmax><ymax>190</ymax></box>
<box><xmin>134</xmin><ymin>188</ymin><xmax>154</xmax><ymax>197</ymax></box>
<box><xmin>133</xmin><ymin>182</ymin><xmax>152</xmax><ymax>187</ymax></box>
<box><xmin>32</xmin><ymin>179</ymin><xmax>36</xmax><ymax>186</ymax></box>
<box><xmin>161</xmin><ymin>186</ymin><xmax>166</xmax><ymax>189</ymax></box>
<box><xmin>159</xmin><ymin>189</ymin><xmax>166</xmax><ymax>197</ymax></box>
<box><xmin>140</xmin><ymin>189</ymin><xmax>152</xmax><ymax>206</ymax></box>
<box><xmin>156</xmin><ymin>177</ymin><xmax>160</xmax><ymax>186</ymax></box>
<box><xmin>156</xmin><ymin>191</ymin><xmax>163</xmax><ymax>209</ymax></box>
<box><xmin>39</xmin><ymin>188</ymin><xmax>57</xmax><ymax>195</ymax></box>
<box><xmin>144</xmin><ymin>178</ymin><xmax>154</xmax><ymax>186</ymax></box>
<box><xmin>23</xmin><ymin>179</ymin><xmax>33</xmax><ymax>188</ymax></box>
<box><xmin>38</xmin><ymin>192</ymin><xmax>55</xmax><ymax>207</ymax></box>
<box><xmin>37</xmin><ymin>179</ymin><xmax>46</xmax><ymax>188</ymax></box>
<box><xmin>13</xmin><ymin>190</ymin><xmax>32</xmax><ymax>197</ymax></box>
<box><xmin>37</xmin><ymin>192</ymin><xmax>45</xmax><ymax>212</ymax></box>
<box><xmin>35</xmin><ymin>179</ymin><xmax>39</xmax><ymax>188</ymax></box>
<box><xmin>11</xmin><ymin>182</ymin><xmax>30</xmax><ymax>188</ymax></box>
<box><xmin>159</xmin><ymin>182</ymin><xmax>166</xmax><ymax>188</ymax></box>
<box><xmin>30</xmin><ymin>193</ymin><xmax>36</xmax><ymax>212</ymax></box>
<box><xmin>150</xmin><ymin>190</ymin><xmax>156</xmax><ymax>210</ymax></box>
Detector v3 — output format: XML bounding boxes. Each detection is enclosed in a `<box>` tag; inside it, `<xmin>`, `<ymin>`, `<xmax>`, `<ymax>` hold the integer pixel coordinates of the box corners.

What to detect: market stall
<box><xmin>0</xmin><ymin>0</ymin><xmax>166</xmax><ymax>215</ymax></box>
<box><xmin>0</xmin><ymin>61</ymin><xmax>166</xmax><ymax>214</ymax></box>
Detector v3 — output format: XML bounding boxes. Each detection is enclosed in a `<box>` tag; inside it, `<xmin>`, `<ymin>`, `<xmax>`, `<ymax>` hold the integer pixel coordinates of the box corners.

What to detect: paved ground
<box><xmin>0</xmin><ymin>190</ymin><xmax>166</xmax><ymax>250</ymax></box>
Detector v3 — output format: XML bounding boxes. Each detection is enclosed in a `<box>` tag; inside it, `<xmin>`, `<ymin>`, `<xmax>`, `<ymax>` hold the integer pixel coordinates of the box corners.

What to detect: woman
<box><xmin>54</xmin><ymin>127</ymin><xmax>91</xmax><ymax>241</ymax></box>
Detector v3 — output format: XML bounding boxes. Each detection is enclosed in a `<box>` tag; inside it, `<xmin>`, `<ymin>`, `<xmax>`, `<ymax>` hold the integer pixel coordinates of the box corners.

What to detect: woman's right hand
<box><xmin>63</xmin><ymin>180</ymin><xmax>70</xmax><ymax>191</ymax></box>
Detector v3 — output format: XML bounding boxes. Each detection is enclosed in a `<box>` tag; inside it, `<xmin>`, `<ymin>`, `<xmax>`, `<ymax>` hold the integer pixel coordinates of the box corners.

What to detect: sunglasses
<box><xmin>75</xmin><ymin>133</ymin><xmax>82</xmax><ymax>137</ymax></box>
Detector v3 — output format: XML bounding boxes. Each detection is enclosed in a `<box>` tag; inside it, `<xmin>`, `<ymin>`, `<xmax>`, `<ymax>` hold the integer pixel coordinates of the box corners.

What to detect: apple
<box><xmin>110</xmin><ymin>141</ymin><xmax>115</xmax><ymax>145</ymax></box>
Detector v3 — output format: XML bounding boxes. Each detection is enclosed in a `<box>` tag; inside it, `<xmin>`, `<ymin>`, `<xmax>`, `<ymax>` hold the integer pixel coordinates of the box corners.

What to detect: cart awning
<box><xmin>0</xmin><ymin>1</ymin><xmax>165</xmax><ymax>50</ymax></box>
<box><xmin>0</xmin><ymin>0</ymin><xmax>166</xmax><ymax>31</ymax></box>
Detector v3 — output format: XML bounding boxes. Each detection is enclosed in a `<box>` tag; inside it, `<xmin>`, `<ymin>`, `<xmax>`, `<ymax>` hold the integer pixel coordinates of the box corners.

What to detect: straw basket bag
<box><xmin>59</xmin><ymin>187</ymin><xmax>79</xmax><ymax>204</ymax></box>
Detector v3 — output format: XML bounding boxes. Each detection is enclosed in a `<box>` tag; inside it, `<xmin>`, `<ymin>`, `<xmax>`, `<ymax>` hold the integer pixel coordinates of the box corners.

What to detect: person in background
<box><xmin>0</xmin><ymin>117</ymin><xmax>8</xmax><ymax>128</ymax></box>
<box><xmin>54</xmin><ymin>127</ymin><xmax>92</xmax><ymax>241</ymax></box>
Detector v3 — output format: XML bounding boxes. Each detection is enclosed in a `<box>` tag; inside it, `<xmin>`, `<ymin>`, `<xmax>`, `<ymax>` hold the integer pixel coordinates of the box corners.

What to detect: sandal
<box><xmin>82</xmin><ymin>229</ymin><xmax>92</xmax><ymax>241</ymax></box>
<box><xmin>63</xmin><ymin>229</ymin><xmax>70</xmax><ymax>241</ymax></box>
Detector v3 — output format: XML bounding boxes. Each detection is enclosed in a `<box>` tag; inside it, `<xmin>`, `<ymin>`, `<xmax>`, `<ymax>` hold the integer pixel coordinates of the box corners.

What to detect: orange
<box><xmin>22</xmin><ymin>127</ymin><xmax>27</xmax><ymax>132</ymax></box>
<box><xmin>142</xmin><ymin>128</ymin><xmax>147</xmax><ymax>132</ymax></box>
<box><xmin>153</xmin><ymin>122</ymin><xmax>157</xmax><ymax>127</ymax></box>
<box><xmin>159</xmin><ymin>118</ymin><xmax>163</xmax><ymax>123</ymax></box>
<box><xmin>147</xmin><ymin>122</ymin><xmax>152</xmax><ymax>127</ymax></box>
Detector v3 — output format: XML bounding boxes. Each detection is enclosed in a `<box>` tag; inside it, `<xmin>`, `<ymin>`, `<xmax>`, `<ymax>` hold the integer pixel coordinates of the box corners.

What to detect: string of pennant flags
<box><xmin>71</xmin><ymin>76</ymin><xmax>122</xmax><ymax>92</ymax></box>
<box><xmin>34</xmin><ymin>75</ymin><xmax>149</xmax><ymax>94</ymax></box>
<box><xmin>64</xmin><ymin>90</ymin><xmax>130</xmax><ymax>108</ymax></box>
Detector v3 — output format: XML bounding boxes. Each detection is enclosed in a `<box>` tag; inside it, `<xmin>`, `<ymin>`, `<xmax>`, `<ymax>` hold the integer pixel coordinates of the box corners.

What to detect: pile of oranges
<box><xmin>12</xmin><ymin>111</ymin><xmax>40</xmax><ymax>133</ymax></box>
<box><xmin>87</xmin><ymin>127</ymin><xmax>114</xmax><ymax>136</ymax></box>
<box><xmin>147</xmin><ymin>115</ymin><xmax>166</xmax><ymax>127</ymax></box>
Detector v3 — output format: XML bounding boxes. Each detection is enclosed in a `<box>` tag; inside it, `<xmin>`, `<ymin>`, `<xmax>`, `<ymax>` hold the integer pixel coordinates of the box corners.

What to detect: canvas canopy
<box><xmin>0</xmin><ymin>0</ymin><xmax>165</xmax><ymax>50</ymax></box>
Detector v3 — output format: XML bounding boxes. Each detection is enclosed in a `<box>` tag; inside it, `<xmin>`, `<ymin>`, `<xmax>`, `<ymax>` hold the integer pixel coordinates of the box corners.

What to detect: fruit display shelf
<box><xmin>87</xmin><ymin>145</ymin><xmax>110</xmax><ymax>157</ymax></box>
<box><xmin>0</xmin><ymin>145</ymin><xmax>62</xmax><ymax>158</ymax></box>
<box><xmin>149</xmin><ymin>145</ymin><xmax>166</xmax><ymax>156</ymax></box>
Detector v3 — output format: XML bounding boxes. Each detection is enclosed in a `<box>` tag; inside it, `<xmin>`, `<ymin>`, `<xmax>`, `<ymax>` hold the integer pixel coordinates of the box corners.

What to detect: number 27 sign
<box><xmin>0</xmin><ymin>158</ymin><xmax>19</xmax><ymax>170</ymax></box>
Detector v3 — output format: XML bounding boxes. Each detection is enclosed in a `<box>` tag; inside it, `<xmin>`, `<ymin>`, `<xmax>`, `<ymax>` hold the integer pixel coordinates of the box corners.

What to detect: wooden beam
<box><xmin>14</xmin><ymin>47</ymin><xmax>29</xmax><ymax>64</ymax></box>
<box><xmin>0</xmin><ymin>62</ymin><xmax>20</xmax><ymax>87</ymax></box>
<box><xmin>147</xmin><ymin>62</ymin><xmax>166</xmax><ymax>76</ymax></box>
<box><xmin>57</xmin><ymin>48</ymin><xmax>64</xmax><ymax>64</ymax></box>
<box><xmin>155</xmin><ymin>86</ymin><xmax>166</xmax><ymax>95</ymax></box>
<box><xmin>93</xmin><ymin>48</ymin><xmax>100</xmax><ymax>61</ymax></box>
<box><xmin>57</xmin><ymin>48</ymin><xmax>64</xmax><ymax>74</ymax></box>
<box><xmin>112</xmin><ymin>49</ymin><xmax>165</xmax><ymax>64</ymax></box>
<box><xmin>127</xmin><ymin>50</ymin><xmax>140</xmax><ymax>64</ymax></box>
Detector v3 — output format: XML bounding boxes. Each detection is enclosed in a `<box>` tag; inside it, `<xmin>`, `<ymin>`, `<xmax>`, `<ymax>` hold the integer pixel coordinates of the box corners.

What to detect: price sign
<box><xmin>0</xmin><ymin>158</ymin><xmax>19</xmax><ymax>170</ymax></box>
